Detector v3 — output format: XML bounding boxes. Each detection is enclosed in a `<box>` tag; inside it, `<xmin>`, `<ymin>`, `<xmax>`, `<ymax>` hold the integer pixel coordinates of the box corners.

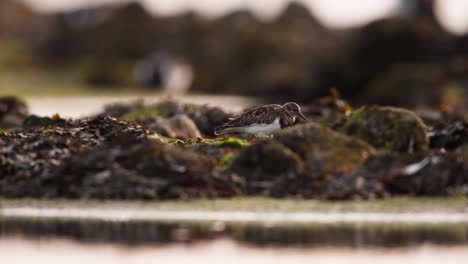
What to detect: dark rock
<box><xmin>274</xmin><ymin>122</ymin><xmax>375</xmax><ymax>175</ymax></box>
<box><xmin>101</xmin><ymin>101</ymin><xmax>138</xmax><ymax>118</ymax></box>
<box><xmin>300</xmin><ymin>89</ymin><xmax>352</xmax><ymax>127</ymax></box>
<box><xmin>22</xmin><ymin>114</ymin><xmax>66</xmax><ymax>128</ymax></box>
<box><xmin>107</xmin><ymin>100</ymin><xmax>232</xmax><ymax>136</ymax></box>
<box><xmin>184</xmin><ymin>137</ymin><xmax>249</xmax><ymax>166</ymax></box>
<box><xmin>186</xmin><ymin>143</ymin><xmax>228</xmax><ymax>164</ymax></box>
<box><xmin>0</xmin><ymin>116</ymin><xmax>151</xmax><ymax>197</ymax></box>
<box><xmin>148</xmin><ymin>114</ymin><xmax>201</xmax><ymax>140</ymax></box>
<box><xmin>341</xmin><ymin>16</ymin><xmax>454</xmax><ymax>103</ymax></box>
<box><xmin>430</xmin><ymin>120</ymin><xmax>468</xmax><ymax>150</ymax></box>
<box><xmin>228</xmin><ymin>141</ymin><xmax>312</xmax><ymax>197</ymax></box>
<box><xmin>324</xmin><ymin>170</ymin><xmax>386</xmax><ymax>200</ymax></box>
<box><xmin>342</xmin><ymin>106</ymin><xmax>429</xmax><ymax>153</ymax></box>
<box><xmin>1</xmin><ymin>106</ymin><xmax>467</xmax><ymax>200</ymax></box>
<box><xmin>383</xmin><ymin>152</ymin><xmax>467</xmax><ymax>196</ymax></box>
<box><xmin>50</xmin><ymin>140</ymin><xmax>229</xmax><ymax>199</ymax></box>
<box><xmin>274</xmin><ymin>2</ymin><xmax>323</xmax><ymax>28</ymax></box>
<box><xmin>226</xmin><ymin>123</ymin><xmax>376</xmax><ymax>198</ymax></box>
<box><xmin>0</xmin><ymin>96</ymin><xmax>29</xmax><ymax>129</ymax></box>
<box><xmin>6</xmin><ymin>0</ymin><xmax>468</xmax><ymax>108</ymax></box>
<box><xmin>360</xmin><ymin>63</ymin><xmax>447</xmax><ymax>108</ymax></box>
<box><xmin>80</xmin><ymin>61</ymin><xmax>134</xmax><ymax>86</ymax></box>
<box><xmin>326</xmin><ymin>151</ymin><xmax>468</xmax><ymax>199</ymax></box>
<box><xmin>218</xmin><ymin>10</ymin><xmax>259</xmax><ymax>29</ymax></box>
<box><xmin>41</xmin><ymin>2</ymin><xmax>156</xmax><ymax>63</ymax></box>
<box><xmin>0</xmin><ymin>135</ymin><xmax>73</xmax><ymax>197</ymax></box>
<box><xmin>0</xmin><ymin>115</ymin><xmax>236</xmax><ymax>199</ymax></box>
<box><xmin>188</xmin><ymin>105</ymin><xmax>232</xmax><ymax>136</ymax></box>
<box><xmin>415</xmin><ymin>109</ymin><xmax>446</xmax><ymax>126</ymax></box>
<box><xmin>455</xmin><ymin>144</ymin><xmax>468</xmax><ymax>168</ymax></box>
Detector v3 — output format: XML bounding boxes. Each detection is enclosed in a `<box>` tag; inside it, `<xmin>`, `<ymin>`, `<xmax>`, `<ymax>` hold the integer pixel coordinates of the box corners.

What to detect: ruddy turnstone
<box><xmin>214</xmin><ymin>102</ymin><xmax>307</xmax><ymax>138</ymax></box>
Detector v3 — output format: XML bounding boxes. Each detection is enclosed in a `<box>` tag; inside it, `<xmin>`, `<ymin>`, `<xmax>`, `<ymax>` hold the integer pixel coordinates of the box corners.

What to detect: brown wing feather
<box><xmin>221</xmin><ymin>104</ymin><xmax>282</xmax><ymax>128</ymax></box>
<box><xmin>280</xmin><ymin>110</ymin><xmax>295</xmax><ymax>128</ymax></box>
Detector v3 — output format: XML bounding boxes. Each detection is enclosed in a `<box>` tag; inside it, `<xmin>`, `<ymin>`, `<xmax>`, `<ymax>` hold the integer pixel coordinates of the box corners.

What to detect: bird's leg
<box><xmin>248</xmin><ymin>135</ymin><xmax>254</xmax><ymax>143</ymax></box>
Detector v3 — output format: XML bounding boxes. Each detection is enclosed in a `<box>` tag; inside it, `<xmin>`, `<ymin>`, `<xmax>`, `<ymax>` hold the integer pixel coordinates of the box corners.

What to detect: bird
<box><xmin>214</xmin><ymin>102</ymin><xmax>307</xmax><ymax>140</ymax></box>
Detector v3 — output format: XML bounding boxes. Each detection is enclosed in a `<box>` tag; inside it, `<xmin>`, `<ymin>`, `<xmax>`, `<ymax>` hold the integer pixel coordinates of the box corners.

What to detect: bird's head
<box><xmin>283</xmin><ymin>102</ymin><xmax>308</xmax><ymax>122</ymax></box>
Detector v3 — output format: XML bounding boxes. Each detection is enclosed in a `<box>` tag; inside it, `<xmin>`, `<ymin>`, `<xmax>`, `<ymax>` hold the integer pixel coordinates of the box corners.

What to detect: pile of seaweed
<box><xmin>0</xmin><ymin>96</ymin><xmax>467</xmax><ymax>200</ymax></box>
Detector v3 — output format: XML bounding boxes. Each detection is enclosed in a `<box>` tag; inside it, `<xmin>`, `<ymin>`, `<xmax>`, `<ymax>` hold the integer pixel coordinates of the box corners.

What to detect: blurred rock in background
<box><xmin>0</xmin><ymin>0</ymin><xmax>467</xmax><ymax>111</ymax></box>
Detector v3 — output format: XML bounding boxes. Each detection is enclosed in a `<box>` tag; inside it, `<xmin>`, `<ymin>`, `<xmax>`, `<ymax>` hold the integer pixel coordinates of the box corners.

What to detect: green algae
<box><xmin>274</xmin><ymin>122</ymin><xmax>375</xmax><ymax>174</ymax></box>
<box><xmin>0</xmin><ymin>128</ymin><xmax>13</xmax><ymax>133</ymax></box>
<box><xmin>343</xmin><ymin>105</ymin><xmax>429</xmax><ymax>153</ymax></box>
<box><xmin>220</xmin><ymin>152</ymin><xmax>236</xmax><ymax>166</ymax></box>
<box><xmin>147</xmin><ymin>133</ymin><xmax>169</xmax><ymax>143</ymax></box>
<box><xmin>145</xmin><ymin>133</ymin><xmax>250</xmax><ymax>152</ymax></box>
<box><xmin>169</xmin><ymin>137</ymin><xmax>250</xmax><ymax>148</ymax></box>
<box><xmin>121</xmin><ymin>105</ymin><xmax>165</xmax><ymax>121</ymax></box>
<box><xmin>213</xmin><ymin>137</ymin><xmax>250</xmax><ymax>148</ymax></box>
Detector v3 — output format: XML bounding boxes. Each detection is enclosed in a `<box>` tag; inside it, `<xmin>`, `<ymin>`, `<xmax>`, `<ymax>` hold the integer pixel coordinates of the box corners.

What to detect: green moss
<box><xmin>0</xmin><ymin>128</ymin><xmax>13</xmax><ymax>133</ymax></box>
<box><xmin>215</xmin><ymin>137</ymin><xmax>250</xmax><ymax>148</ymax></box>
<box><xmin>184</xmin><ymin>103</ymin><xmax>200</xmax><ymax>111</ymax></box>
<box><xmin>147</xmin><ymin>133</ymin><xmax>169</xmax><ymax>143</ymax></box>
<box><xmin>274</xmin><ymin>122</ymin><xmax>374</xmax><ymax>174</ymax></box>
<box><xmin>220</xmin><ymin>152</ymin><xmax>236</xmax><ymax>166</ymax></box>
<box><xmin>171</xmin><ymin>139</ymin><xmax>185</xmax><ymax>145</ymax></box>
<box><xmin>343</xmin><ymin>106</ymin><xmax>429</xmax><ymax>153</ymax></box>
<box><xmin>121</xmin><ymin>106</ymin><xmax>164</xmax><ymax>121</ymax></box>
<box><xmin>180</xmin><ymin>138</ymin><xmax>203</xmax><ymax>145</ymax></box>
<box><xmin>175</xmin><ymin>137</ymin><xmax>250</xmax><ymax>148</ymax></box>
<box><xmin>200</xmin><ymin>137</ymin><xmax>250</xmax><ymax>148</ymax></box>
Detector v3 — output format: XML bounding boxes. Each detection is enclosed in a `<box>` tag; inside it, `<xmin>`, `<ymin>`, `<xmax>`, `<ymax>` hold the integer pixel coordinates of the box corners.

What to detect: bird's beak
<box><xmin>297</xmin><ymin>112</ymin><xmax>308</xmax><ymax>122</ymax></box>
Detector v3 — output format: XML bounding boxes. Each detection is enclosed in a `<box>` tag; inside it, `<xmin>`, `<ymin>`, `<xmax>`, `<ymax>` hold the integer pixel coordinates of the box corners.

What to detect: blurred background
<box><xmin>1</xmin><ymin>0</ymin><xmax>468</xmax><ymax>110</ymax></box>
<box><xmin>2</xmin><ymin>2</ymin><xmax>468</xmax><ymax>263</ymax></box>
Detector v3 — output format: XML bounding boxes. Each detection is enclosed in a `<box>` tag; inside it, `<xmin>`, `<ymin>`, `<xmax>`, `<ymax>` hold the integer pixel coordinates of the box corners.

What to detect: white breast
<box><xmin>243</xmin><ymin>118</ymin><xmax>281</xmax><ymax>135</ymax></box>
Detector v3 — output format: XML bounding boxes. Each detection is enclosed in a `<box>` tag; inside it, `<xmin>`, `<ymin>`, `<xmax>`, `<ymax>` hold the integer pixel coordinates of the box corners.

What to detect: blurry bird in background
<box><xmin>134</xmin><ymin>52</ymin><xmax>193</xmax><ymax>95</ymax></box>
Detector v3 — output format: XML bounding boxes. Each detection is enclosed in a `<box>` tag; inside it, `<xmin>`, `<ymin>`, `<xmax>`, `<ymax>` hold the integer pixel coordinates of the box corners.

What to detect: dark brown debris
<box><xmin>1</xmin><ymin>99</ymin><xmax>467</xmax><ymax>200</ymax></box>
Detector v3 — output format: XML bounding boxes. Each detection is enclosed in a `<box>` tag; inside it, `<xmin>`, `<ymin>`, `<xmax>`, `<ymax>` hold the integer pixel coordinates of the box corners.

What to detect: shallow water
<box><xmin>1</xmin><ymin>218</ymin><xmax>468</xmax><ymax>264</ymax></box>
<box><xmin>2</xmin><ymin>218</ymin><xmax>468</xmax><ymax>247</ymax></box>
<box><xmin>1</xmin><ymin>199</ymin><xmax>468</xmax><ymax>263</ymax></box>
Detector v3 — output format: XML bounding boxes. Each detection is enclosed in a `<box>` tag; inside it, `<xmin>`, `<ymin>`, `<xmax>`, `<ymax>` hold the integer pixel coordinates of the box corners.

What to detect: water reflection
<box><xmin>1</xmin><ymin>218</ymin><xmax>467</xmax><ymax>248</ymax></box>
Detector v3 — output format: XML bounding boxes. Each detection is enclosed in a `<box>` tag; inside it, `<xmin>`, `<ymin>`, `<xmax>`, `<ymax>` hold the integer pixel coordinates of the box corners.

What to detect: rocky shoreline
<box><xmin>0</xmin><ymin>96</ymin><xmax>467</xmax><ymax>200</ymax></box>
